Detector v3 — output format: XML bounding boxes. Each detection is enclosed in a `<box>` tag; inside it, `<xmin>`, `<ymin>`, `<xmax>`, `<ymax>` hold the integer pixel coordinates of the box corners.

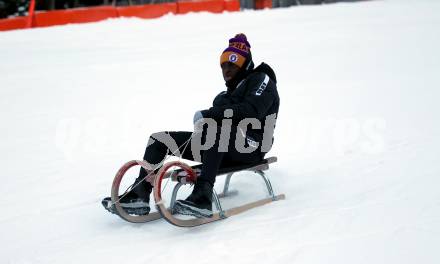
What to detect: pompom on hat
<box><xmin>220</xmin><ymin>33</ymin><xmax>252</xmax><ymax>68</ymax></box>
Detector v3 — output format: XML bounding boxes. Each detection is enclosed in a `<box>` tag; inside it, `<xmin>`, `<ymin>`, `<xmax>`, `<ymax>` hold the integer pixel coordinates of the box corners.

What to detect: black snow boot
<box><xmin>102</xmin><ymin>175</ymin><xmax>153</xmax><ymax>216</ymax></box>
<box><xmin>174</xmin><ymin>179</ymin><xmax>213</xmax><ymax>218</ymax></box>
<box><xmin>102</xmin><ymin>192</ymin><xmax>150</xmax><ymax>215</ymax></box>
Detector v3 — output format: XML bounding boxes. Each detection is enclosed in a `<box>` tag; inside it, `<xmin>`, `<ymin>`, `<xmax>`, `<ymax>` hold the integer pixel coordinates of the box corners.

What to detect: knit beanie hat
<box><xmin>220</xmin><ymin>33</ymin><xmax>252</xmax><ymax>69</ymax></box>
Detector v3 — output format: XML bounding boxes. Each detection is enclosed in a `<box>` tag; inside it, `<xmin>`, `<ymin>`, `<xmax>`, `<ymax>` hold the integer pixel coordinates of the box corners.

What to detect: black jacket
<box><xmin>201</xmin><ymin>62</ymin><xmax>280</xmax><ymax>154</ymax></box>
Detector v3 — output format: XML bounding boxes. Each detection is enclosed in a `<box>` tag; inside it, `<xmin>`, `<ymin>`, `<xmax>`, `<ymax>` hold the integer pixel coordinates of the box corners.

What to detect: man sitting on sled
<box><xmin>102</xmin><ymin>33</ymin><xmax>280</xmax><ymax>218</ymax></box>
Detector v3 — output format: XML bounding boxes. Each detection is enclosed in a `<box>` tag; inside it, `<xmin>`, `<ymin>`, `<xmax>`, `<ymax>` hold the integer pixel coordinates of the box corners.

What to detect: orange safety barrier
<box><xmin>117</xmin><ymin>3</ymin><xmax>177</xmax><ymax>19</ymax></box>
<box><xmin>177</xmin><ymin>0</ymin><xmax>225</xmax><ymax>14</ymax></box>
<box><xmin>224</xmin><ymin>0</ymin><xmax>240</xmax><ymax>12</ymax></box>
<box><xmin>0</xmin><ymin>16</ymin><xmax>27</xmax><ymax>31</ymax></box>
<box><xmin>0</xmin><ymin>0</ymin><xmax>242</xmax><ymax>32</ymax></box>
<box><xmin>255</xmin><ymin>0</ymin><xmax>272</xmax><ymax>9</ymax></box>
<box><xmin>34</xmin><ymin>6</ymin><xmax>118</xmax><ymax>28</ymax></box>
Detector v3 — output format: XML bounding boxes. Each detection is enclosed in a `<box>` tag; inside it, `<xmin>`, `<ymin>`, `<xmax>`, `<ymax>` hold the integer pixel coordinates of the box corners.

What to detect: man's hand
<box><xmin>193</xmin><ymin>111</ymin><xmax>205</xmax><ymax>133</ymax></box>
<box><xmin>193</xmin><ymin>111</ymin><xmax>204</xmax><ymax>124</ymax></box>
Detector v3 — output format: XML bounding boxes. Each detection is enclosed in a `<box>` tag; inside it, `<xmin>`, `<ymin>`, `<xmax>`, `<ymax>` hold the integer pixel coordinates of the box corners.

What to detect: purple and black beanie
<box><xmin>220</xmin><ymin>33</ymin><xmax>252</xmax><ymax>69</ymax></box>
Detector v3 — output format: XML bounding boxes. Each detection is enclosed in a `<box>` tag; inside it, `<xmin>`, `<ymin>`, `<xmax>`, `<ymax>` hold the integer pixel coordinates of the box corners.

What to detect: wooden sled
<box><xmin>111</xmin><ymin>157</ymin><xmax>285</xmax><ymax>227</ymax></box>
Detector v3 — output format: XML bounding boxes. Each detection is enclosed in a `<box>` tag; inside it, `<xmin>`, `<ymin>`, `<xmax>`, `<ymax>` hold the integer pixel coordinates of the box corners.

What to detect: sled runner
<box><xmin>109</xmin><ymin>157</ymin><xmax>285</xmax><ymax>227</ymax></box>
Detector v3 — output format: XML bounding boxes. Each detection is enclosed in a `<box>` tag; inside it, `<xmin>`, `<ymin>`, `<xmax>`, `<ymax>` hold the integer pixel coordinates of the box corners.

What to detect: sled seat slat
<box><xmin>217</xmin><ymin>156</ymin><xmax>277</xmax><ymax>176</ymax></box>
<box><xmin>167</xmin><ymin>157</ymin><xmax>277</xmax><ymax>182</ymax></box>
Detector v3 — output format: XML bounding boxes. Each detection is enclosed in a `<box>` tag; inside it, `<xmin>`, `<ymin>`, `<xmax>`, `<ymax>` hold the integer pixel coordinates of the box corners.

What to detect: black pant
<box><xmin>133</xmin><ymin>126</ymin><xmax>263</xmax><ymax>198</ymax></box>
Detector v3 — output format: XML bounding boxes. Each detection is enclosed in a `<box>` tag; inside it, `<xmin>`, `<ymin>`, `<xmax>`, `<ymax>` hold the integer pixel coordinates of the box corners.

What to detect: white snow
<box><xmin>1</xmin><ymin>0</ymin><xmax>440</xmax><ymax>263</ymax></box>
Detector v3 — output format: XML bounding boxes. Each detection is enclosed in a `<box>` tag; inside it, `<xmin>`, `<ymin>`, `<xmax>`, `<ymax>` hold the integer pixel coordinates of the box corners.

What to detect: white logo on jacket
<box><xmin>256</xmin><ymin>74</ymin><xmax>270</xmax><ymax>96</ymax></box>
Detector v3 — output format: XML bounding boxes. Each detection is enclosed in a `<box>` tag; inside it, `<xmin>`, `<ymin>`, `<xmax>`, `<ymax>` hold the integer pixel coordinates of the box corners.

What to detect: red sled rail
<box><xmin>0</xmin><ymin>0</ymin><xmax>240</xmax><ymax>32</ymax></box>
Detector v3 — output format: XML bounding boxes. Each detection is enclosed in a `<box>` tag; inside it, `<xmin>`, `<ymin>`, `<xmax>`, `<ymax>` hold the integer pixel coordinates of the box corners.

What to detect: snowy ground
<box><xmin>1</xmin><ymin>0</ymin><xmax>440</xmax><ymax>263</ymax></box>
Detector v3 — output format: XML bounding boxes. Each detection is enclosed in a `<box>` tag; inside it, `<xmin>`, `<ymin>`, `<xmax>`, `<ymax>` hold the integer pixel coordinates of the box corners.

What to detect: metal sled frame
<box><xmin>111</xmin><ymin>157</ymin><xmax>285</xmax><ymax>227</ymax></box>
